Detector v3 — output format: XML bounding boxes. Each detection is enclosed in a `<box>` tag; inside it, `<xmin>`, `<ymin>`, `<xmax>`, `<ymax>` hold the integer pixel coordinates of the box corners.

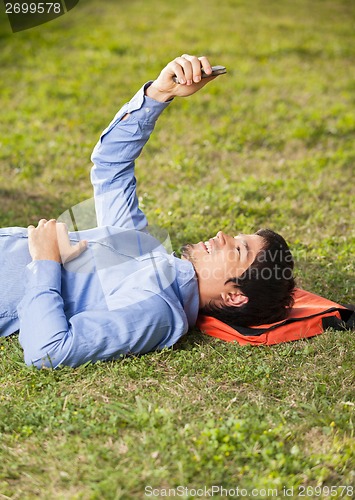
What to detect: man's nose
<box><xmin>216</xmin><ymin>231</ymin><xmax>227</xmax><ymax>244</ymax></box>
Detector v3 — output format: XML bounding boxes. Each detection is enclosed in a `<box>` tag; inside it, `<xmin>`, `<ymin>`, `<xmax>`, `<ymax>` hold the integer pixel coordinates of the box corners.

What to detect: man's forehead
<box><xmin>233</xmin><ymin>233</ymin><xmax>260</xmax><ymax>241</ymax></box>
<box><xmin>234</xmin><ymin>233</ymin><xmax>265</xmax><ymax>255</ymax></box>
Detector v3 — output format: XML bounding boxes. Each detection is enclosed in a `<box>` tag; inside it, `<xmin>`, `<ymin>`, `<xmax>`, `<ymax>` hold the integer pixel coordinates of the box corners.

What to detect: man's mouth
<box><xmin>201</xmin><ymin>238</ymin><xmax>215</xmax><ymax>254</ymax></box>
<box><xmin>204</xmin><ymin>241</ymin><xmax>211</xmax><ymax>254</ymax></box>
<box><xmin>182</xmin><ymin>238</ymin><xmax>215</xmax><ymax>258</ymax></box>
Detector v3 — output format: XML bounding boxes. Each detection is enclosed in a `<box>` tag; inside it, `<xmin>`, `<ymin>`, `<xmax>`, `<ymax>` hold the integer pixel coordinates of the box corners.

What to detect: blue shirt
<box><xmin>0</xmin><ymin>83</ymin><xmax>199</xmax><ymax>368</ymax></box>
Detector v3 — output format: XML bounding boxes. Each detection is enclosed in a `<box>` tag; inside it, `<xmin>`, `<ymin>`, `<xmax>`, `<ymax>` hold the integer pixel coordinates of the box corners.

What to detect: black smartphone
<box><xmin>173</xmin><ymin>65</ymin><xmax>227</xmax><ymax>83</ymax></box>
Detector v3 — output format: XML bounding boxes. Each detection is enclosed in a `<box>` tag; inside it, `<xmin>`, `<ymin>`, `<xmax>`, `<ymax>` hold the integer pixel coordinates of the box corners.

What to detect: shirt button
<box><xmin>145</xmin><ymin>108</ymin><xmax>150</xmax><ymax>113</ymax></box>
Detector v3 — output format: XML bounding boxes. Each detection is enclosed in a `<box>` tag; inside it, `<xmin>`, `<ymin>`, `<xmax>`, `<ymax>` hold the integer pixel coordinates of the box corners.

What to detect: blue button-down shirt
<box><xmin>0</xmin><ymin>83</ymin><xmax>199</xmax><ymax>368</ymax></box>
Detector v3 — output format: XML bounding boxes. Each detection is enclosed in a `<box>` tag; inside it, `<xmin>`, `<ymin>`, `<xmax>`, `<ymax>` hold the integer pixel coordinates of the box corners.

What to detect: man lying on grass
<box><xmin>0</xmin><ymin>54</ymin><xmax>295</xmax><ymax>368</ymax></box>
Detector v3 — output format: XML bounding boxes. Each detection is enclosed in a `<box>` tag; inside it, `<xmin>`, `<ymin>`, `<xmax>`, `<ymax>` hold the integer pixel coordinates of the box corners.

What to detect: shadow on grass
<box><xmin>0</xmin><ymin>187</ymin><xmax>68</xmax><ymax>227</ymax></box>
<box><xmin>173</xmin><ymin>328</ymin><xmax>217</xmax><ymax>352</ymax></box>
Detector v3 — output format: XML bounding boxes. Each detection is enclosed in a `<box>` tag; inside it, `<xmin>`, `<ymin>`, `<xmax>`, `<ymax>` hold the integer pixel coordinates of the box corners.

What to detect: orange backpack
<box><xmin>196</xmin><ymin>288</ymin><xmax>353</xmax><ymax>346</ymax></box>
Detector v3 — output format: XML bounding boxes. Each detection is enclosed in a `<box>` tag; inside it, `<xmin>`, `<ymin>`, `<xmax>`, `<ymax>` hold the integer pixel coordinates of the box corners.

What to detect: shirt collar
<box><xmin>173</xmin><ymin>256</ymin><xmax>199</xmax><ymax>327</ymax></box>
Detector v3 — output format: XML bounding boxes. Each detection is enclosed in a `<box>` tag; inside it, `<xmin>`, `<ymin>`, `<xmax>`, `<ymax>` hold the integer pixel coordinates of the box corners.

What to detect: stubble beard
<box><xmin>180</xmin><ymin>243</ymin><xmax>195</xmax><ymax>263</ymax></box>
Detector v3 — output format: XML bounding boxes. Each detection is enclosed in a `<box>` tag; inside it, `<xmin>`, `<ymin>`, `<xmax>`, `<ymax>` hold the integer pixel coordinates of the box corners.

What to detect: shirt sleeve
<box><xmin>90</xmin><ymin>83</ymin><xmax>171</xmax><ymax>230</ymax></box>
<box><xmin>17</xmin><ymin>260</ymin><xmax>185</xmax><ymax>369</ymax></box>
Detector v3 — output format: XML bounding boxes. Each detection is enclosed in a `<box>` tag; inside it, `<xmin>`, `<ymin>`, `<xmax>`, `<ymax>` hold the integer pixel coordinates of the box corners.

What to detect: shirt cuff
<box><xmin>25</xmin><ymin>260</ymin><xmax>62</xmax><ymax>291</ymax></box>
<box><xmin>126</xmin><ymin>81</ymin><xmax>172</xmax><ymax>123</ymax></box>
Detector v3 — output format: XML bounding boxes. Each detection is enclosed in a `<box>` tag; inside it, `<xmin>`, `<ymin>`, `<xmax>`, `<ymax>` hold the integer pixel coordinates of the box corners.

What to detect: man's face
<box><xmin>181</xmin><ymin>231</ymin><xmax>265</xmax><ymax>307</ymax></box>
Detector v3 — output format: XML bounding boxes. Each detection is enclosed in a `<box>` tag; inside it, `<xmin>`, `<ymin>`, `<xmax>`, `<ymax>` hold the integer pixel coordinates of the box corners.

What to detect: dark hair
<box><xmin>200</xmin><ymin>228</ymin><xmax>296</xmax><ymax>327</ymax></box>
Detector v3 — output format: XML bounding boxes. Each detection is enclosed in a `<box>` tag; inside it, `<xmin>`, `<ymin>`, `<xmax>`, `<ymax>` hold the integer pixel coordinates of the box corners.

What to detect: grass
<box><xmin>0</xmin><ymin>0</ymin><xmax>354</xmax><ymax>497</ymax></box>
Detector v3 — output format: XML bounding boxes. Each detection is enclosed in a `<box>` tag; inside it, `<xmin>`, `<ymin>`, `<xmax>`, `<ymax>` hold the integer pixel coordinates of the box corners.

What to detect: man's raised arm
<box><xmin>90</xmin><ymin>55</ymin><xmax>217</xmax><ymax>230</ymax></box>
<box><xmin>19</xmin><ymin>54</ymin><xmax>222</xmax><ymax>369</ymax></box>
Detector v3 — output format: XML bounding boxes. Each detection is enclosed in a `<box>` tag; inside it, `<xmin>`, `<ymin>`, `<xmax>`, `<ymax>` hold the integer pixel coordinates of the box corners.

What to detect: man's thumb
<box><xmin>63</xmin><ymin>240</ymin><xmax>88</xmax><ymax>263</ymax></box>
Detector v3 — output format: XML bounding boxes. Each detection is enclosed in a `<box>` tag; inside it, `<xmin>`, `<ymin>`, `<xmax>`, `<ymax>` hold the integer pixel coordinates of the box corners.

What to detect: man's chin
<box><xmin>180</xmin><ymin>244</ymin><xmax>193</xmax><ymax>261</ymax></box>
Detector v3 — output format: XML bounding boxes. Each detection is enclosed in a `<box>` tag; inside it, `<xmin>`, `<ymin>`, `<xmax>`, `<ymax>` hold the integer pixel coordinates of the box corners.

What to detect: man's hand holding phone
<box><xmin>146</xmin><ymin>54</ymin><xmax>226</xmax><ymax>102</ymax></box>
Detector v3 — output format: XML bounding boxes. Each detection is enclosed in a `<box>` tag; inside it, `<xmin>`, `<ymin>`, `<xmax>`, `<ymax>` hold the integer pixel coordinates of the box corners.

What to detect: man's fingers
<box><xmin>177</xmin><ymin>56</ymin><xmax>193</xmax><ymax>78</ymax></box>
<box><xmin>61</xmin><ymin>240</ymin><xmax>88</xmax><ymax>263</ymax></box>
<box><xmin>181</xmin><ymin>54</ymin><xmax>213</xmax><ymax>81</ymax></box>
<box><xmin>27</xmin><ymin>225</ymin><xmax>35</xmax><ymax>237</ymax></box>
<box><xmin>28</xmin><ymin>219</ymin><xmax>87</xmax><ymax>263</ymax></box>
<box><xmin>27</xmin><ymin>219</ymin><xmax>61</xmax><ymax>262</ymax></box>
<box><xmin>198</xmin><ymin>56</ymin><xmax>213</xmax><ymax>76</ymax></box>
<box><xmin>55</xmin><ymin>221</ymin><xmax>68</xmax><ymax>235</ymax></box>
<box><xmin>150</xmin><ymin>53</ymin><xmax>219</xmax><ymax>100</ymax></box>
<box><xmin>181</xmin><ymin>54</ymin><xmax>205</xmax><ymax>83</ymax></box>
<box><xmin>75</xmin><ymin>240</ymin><xmax>88</xmax><ymax>256</ymax></box>
<box><xmin>171</xmin><ymin>57</ymin><xmax>193</xmax><ymax>85</ymax></box>
<box><xmin>56</xmin><ymin>222</ymin><xmax>87</xmax><ymax>263</ymax></box>
<box><xmin>37</xmin><ymin>218</ymin><xmax>48</xmax><ymax>227</ymax></box>
<box><xmin>70</xmin><ymin>240</ymin><xmax>88</xmax><ymax>257</ymax></box>
<box><xmin>171</xmin><ymin>54</ymin><xmax>214</xmax><ymax>86</ymax></box>
<box><xmin>28</xmin><ymin>219</ymin><xmax>57</xmax><ymax>230</ymax></box>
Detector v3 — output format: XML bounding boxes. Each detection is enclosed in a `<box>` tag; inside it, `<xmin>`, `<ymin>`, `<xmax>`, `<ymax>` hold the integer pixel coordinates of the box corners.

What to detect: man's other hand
<box><xmin>28</xmin><ymin>219</ymin><xmax>87</xmax><ymax>263</ymax></box>
<box><xmin>146</xmin><ymin>54</ymin><xmax>219</xmax><ymax>102</ymax></box>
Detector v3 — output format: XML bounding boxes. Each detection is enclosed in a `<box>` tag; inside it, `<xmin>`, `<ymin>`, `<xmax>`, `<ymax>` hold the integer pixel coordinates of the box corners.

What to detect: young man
<box><xmin>0</xmin><ymin>54</ymin><xmax>295</xmax><ymax>368</ymax></box>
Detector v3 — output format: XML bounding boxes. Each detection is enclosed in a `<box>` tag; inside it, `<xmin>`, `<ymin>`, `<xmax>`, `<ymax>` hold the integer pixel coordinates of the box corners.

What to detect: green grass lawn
<box><xmin>0</xmin><ymin>0</ymin><xmax>354</xmax><ymax>497</ymax></box>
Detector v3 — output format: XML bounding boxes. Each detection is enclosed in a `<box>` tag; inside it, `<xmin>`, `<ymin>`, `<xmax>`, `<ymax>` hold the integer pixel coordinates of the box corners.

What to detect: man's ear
<box><xmin>220</xmin><ymin>290</ymin><xmax>249</xmax><ymax>308</ymax></box>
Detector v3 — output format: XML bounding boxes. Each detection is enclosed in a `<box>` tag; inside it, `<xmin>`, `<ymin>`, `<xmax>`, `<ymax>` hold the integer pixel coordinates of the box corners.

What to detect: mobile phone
<box><xmin>173</xmin><ymin>65</ymin><xmax>227</xmax><ymax>83</ymax></box>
